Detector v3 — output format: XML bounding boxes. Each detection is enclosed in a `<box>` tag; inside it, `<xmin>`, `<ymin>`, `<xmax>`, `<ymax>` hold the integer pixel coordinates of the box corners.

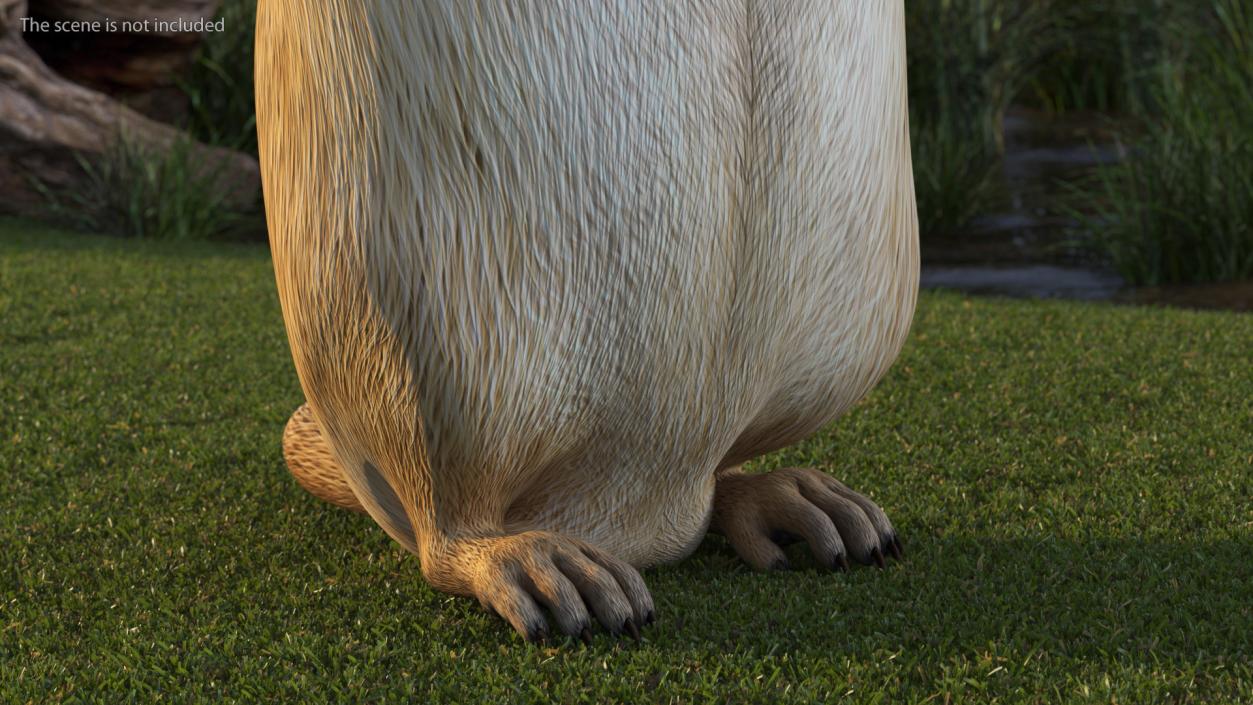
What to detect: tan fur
<box><xmin>711</xmin><ymin>466</ymin><xmax>898</xmax><ymax>571</ymax></box>
<box><xmin>283</xmin><ymin>404</ymin><xmax>365</xmax><ymax>513</ymax></box>
<box><xmin>258</xmin><ymin>0</ymin><xmax>918</xmax><ymax>639</ymax></box>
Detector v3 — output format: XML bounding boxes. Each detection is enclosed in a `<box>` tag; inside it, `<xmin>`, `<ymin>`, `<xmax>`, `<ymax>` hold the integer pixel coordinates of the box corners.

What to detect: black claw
<box><xmin>893</xmin><ymin>535</ymin><xmax>905</xmax><ymax>559</ymax></box>
<box><xmin>624</xmin><ymin>618</ymin><xmax>641</xmax><ymax>641</ymax></box>
<box><xmin>886</xmin><ymin>534</ymin><xmax>903</xmax><ymax>560</ymax></box>
<box><xmin>833</xmin><ymin>553</ymin><xmax>850</xmax><ymax>572</ymax></box>
<box><xmin>771</xmin><ymin>557</ymin><xmax>791</xmax><ymax>572</ymax></box>
<box><xmin>526</xmin><ymin>625</ymin><xmax>549</xmax><ymax>644</ymax></box>
<box><xmin>580</xmin><ymin>626</ymin><xmax>593</xmax><ymax>645</ymax></box>
<box><xmin>644</xmin><ymin>610</ymin><xmax>656</xmax><ymax>626</ymax></box>
<box><xmin>871</xmin><ymin>547</ymin><xmax>886</xmax><ymax>569</ymax></box>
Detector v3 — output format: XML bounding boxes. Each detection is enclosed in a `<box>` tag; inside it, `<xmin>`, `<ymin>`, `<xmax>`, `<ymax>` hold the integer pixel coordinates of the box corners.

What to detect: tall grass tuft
<box><xmin>910</xmin><ymin>121</ymin><xmax>1001</xmax><ymax>238</ymax></box>
<box><xmin>1072</xmin><ymin>0</ymin><xmax>1253</xmax><ymax>285</ymax></box>
<box><xmin>906</xmin><ymin>0</ymin><xmax>1056</xmax><ymax>150</ymax></box>
<box><xmin>905</xmin><ymin>0</ymin><xmax>1057</xmax><ymax>235</ymax></box>
<box><xmin>35</xmin><ymin>135</ymin><xmax>243</xmax><ymax>241</ymax></box>
<box><xmin>181</xmin><ymin>0</ymin><xmax>259</xmax><ymax>155</ymax></box>
<box><xmin>1026</xmin><ymin>3</ymin><xmax>1209</xmax><ymax>116</ymax></box>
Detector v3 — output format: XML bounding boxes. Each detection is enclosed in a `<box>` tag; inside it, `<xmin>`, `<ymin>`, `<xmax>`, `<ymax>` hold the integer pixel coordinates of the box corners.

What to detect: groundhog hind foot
<box><xmin>712</xmin><ymin>467</ymin><xmax>903</xmax><ymax>572</ymax></box>
<box><xmin>425</xmin><ymin>531</ymin><xmax>655</xmax><ymax>644</ymax></box>
<box><xmin>282</xmin><ymin>404</ymin><xmax>366</xmax><ymax>513</ymax></box>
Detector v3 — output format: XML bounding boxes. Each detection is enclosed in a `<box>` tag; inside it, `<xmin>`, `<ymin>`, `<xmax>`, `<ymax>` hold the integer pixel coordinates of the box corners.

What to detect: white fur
<box><xmin>256</xmin><ymin>0</ymin><xmax>918</xmax><ymax>569</ymax></box>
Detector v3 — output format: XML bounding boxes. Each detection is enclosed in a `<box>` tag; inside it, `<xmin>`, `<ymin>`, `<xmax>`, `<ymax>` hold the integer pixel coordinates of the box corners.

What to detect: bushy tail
<box><xmin>283</xmin><ymin>404</ymin><xmax>366</xmax><ymax>513</ymax></box>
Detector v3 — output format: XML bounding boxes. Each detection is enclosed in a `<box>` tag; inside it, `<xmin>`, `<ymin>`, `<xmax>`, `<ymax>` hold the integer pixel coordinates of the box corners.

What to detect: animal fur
<box><xmin>256</xmin><ymin>0</ymin><xmax>918</xmax><ymax>638</ymax></box>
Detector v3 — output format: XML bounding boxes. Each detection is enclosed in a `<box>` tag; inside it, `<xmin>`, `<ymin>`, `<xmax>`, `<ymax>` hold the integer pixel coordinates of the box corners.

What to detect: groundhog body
<box><xmin>257</xmin><ymin>0</ymin><xmax>917</xmax><ymax>615</ymax></box>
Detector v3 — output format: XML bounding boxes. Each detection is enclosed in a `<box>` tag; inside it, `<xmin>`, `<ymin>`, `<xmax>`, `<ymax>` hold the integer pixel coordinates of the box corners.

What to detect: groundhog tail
<box><xmin>282</xmin><ymin>403</ymin><xmax>366</xmax><ymax>513</ymax></box>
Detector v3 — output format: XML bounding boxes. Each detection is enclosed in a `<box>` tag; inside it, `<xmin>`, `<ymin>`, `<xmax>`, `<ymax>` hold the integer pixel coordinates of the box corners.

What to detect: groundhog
<box><xmin>256</xmin><ymin>0</ymin><xmax>918</xmax><ymax>643</ymax></box>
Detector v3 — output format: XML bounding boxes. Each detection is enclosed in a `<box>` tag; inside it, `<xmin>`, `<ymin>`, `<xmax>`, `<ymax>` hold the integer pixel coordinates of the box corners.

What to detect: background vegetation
<box><xmin>40</xmin><ymin>0</ymin><xmax>1250</xmax><ymax>286</ymax></box>
<box><xmin>3</xmin><ymin>220</ymin><xmax>1250</xmax><ymax>702</ymax></box>
<box><xmin>1064</xmin><ymin>0</ymin><xmax>1253</xmax><ymax>285</ymax></box>
<box><xmin>905</xmin><ymin>0</ymin><xmax>1252</xmax><ymax>285</ymax></box>
<box><xmin>35</xmin><ymin>135</ymin><xmax>243</xmax><ymax>242</ymax></box>
<box><xmin>181</xmin><ymin>0</ymin><xmax>259</xmax><ymax>156</ymax></box>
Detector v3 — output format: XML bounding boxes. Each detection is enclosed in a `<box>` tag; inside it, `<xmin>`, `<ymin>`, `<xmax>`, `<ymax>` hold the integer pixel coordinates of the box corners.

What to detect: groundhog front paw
<box><xmin>712</xmin><ymin>467</ymin><xmax>902</xmax><ymax>572</ymax></box>
<box><xmin>429</xmin><ymin>531</ymin><xmax>654</xmax><ymax>644</ymax></box>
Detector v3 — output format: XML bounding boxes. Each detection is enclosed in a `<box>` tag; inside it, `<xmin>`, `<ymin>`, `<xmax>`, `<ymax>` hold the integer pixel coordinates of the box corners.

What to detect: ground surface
<box><xmin>2</xmin><ymin>218</ymin><xmax>1250</xmax><ymax>704</ymax></box>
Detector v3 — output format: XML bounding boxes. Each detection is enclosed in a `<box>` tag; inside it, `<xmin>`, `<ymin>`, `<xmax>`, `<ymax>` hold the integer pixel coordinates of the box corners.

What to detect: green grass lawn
<box><xmin>2</xmin><ymin>218</ymin><xmax>1250</xmax><ymax>703</ymax></box>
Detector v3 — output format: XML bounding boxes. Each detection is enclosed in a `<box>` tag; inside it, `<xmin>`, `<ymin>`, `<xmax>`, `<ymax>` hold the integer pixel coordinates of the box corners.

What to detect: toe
<box><xmin>553</xmin><ymin>549</ymin><xmax>637</xmax><ymax>634</ymax></box>
<box><xmin>889</xmin><ymin>533</ymin><xmax>904</xmax><ymax>559</ymax></box>
<box><xmin>575</xmin><ymin>543</ymin><xmax>656</xmax><ymax>627</ymax></box>
<box><xmin>769</xmin><ymin>496</ymin><xmax>848</xmax><ymax>571</ymax></box>
<box><xmin>721</xmin><ymin>515</ymin><xmax>789</xmax><ymax>571</ymax></box>
<box><xmin>797</xmin><ymin>478</ymin><xmax>881</xmax><ymax>566</ymax></box>
<box><xmin>518</xmin><ymin>556</ymin><xmax>594</xmax><ymax>638</ymax></box>
<box><xmin>480</xmin><ymin>569</ymin><xmax>550</xmax><ymax>642</ymax></box>
<box><xmin>822</xmin><ymin>477</ymin><xmax>897</xmax><ymax>545</ymax></box>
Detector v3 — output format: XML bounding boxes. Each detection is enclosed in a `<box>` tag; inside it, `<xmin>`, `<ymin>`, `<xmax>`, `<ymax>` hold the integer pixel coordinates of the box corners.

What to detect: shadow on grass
<box><xmin>264</xmin><ymin>495</ymin><xmax>1249</xmax><ymax>665</ymax></box>
<box><xmin>627</xmin><ymin>533</ymin><xmax>1251</xmax><ymax>661</ymax></box>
